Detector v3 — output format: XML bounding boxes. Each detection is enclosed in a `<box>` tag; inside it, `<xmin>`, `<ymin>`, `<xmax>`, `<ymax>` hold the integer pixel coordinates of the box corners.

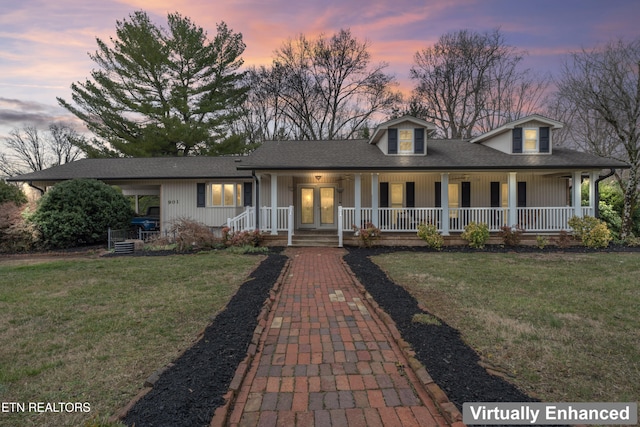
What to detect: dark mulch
<box><xmin>343</xmin><ymin>246</ymin><xmax>577</xmax><ymax>427</ymax></box>
<box><xmin>121</xmin><ymin>251</ymin><xmax>287</xmax><ymax>427</ymax></box>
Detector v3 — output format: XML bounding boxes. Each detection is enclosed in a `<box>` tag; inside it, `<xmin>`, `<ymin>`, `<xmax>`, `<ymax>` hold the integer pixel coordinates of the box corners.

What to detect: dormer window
<box><xmin>399</xmin><ymin>130</ymin><xmax>413</xmax><ymax>153</ymax></box>
<box><xmin>388</xmin><ymin>128</ymin><xmax>425</xmax><ymax>155</ymax></box>
<box><xmin>524</xmin><ymin>128</ymin><xmax>538</xmax><ymax>153</ymax></box>
<box><xmin>512</xmin><ymin>126</ymin><xmax>550</xmax><ymax>154</ymax></box>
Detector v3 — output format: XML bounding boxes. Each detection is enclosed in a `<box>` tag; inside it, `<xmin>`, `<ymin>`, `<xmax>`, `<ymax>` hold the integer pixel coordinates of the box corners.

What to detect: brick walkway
<box><xmin>219</xmin><ymin>247</ymin><xmax>455</xmax><ymax>427</ymax></box>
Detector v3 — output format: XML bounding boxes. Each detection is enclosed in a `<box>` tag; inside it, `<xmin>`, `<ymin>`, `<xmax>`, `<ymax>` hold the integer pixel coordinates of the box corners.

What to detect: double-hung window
<box><xmin>398</xmin><ymin>130</ymin><xmax>413</xmax><ymax>154</ymax></box>
<box><xmin>523</xmin><ymin>128</ymin><xmax>539</xmax><ymax>153</ymax></box>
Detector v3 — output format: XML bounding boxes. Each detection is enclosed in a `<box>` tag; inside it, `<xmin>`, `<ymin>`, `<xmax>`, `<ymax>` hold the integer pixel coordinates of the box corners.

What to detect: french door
<box><xmin>299</xmin><ymin>185</ymin><xmax>336</xmax><ymax>229</ymax></box>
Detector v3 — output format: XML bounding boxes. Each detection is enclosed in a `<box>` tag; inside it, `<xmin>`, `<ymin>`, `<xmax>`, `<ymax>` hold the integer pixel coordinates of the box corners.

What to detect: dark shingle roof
<box><xmin>8</xmin><ymin>156</ymin><xmax>253</xmax><ymax>182</ymax></box>
<box><xmin>235</xmin><ymin>139</ymin><xmax>629</xmax><ymax>171</ymax></box>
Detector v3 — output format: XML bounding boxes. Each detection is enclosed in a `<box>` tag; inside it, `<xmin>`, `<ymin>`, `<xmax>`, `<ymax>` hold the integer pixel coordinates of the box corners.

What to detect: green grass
<box><xmin>0</xmin><ymin>252</ymin><xmax>263</xmax><ymax>427</ymax></box>
<box><xmin>373</xmin><ymin>252</ymin><xmax>640</xmax><ymax>404</ymax></box>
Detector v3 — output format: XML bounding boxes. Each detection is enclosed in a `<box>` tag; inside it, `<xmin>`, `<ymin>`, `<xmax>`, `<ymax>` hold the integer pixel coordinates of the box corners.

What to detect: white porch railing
<box><xmin>227</xmin><ymin>206</ymin><xmax>256</xmax><ymax>232</ymax></box>
<box><xmin>259</xmin><ymin>206</ymin><xmax>291</xmax><ymax>232</ymax></box>
<box><xmin>226</xmin><ymin>205</ymin><xmax>593</xmax><ymax>248</ymax></box>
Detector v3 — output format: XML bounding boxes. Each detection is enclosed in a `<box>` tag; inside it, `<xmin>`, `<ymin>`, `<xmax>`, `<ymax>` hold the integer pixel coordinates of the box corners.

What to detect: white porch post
<box><xmin>573</xmin><ymin>171</ymin><xmax>583</xmax><ymax>218</ymax></box>
<box><xmin>508</xmin><ymin>172</ymin><xmax>517</xmax><ymax>227</ymax></box>
<box><xmin>270</xmin><ymin>173</ymin><xmax>278</xmax><ymax>235</ymax></box>
<box><xmin>354</xmin><ymin>173</ymin><xmax>362</xmax><ymax>228</ymax></box>
<box><xmin>338</xmin><ymin>206</ymin><xmax>343</xmax><ymax>247</ymax></box>
<box><xmin>287</xmin><ymin>205</ymin><xmax>293</xmax><ymax>246</ymax></box>
<box><xmin>371</xmin><ymin>173</ymin><xmax>379</xmax><ymax>227</ymax></box>
<box><xmin>441</xmin><ymin>173</ymin><xmax>449</xmax><ymax>236</ymax></box>
<box><xmin>589</xmin><ymin>171</ymin><xmax>598</xmax><ymax>216</ymax></box>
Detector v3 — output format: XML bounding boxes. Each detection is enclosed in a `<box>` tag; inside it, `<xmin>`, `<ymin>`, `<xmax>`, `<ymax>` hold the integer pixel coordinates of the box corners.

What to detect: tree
<box><xmin>555</xmin><ymin>38</ymin><xmax>640</xmax><ymax>239</ymax></box>
<box><xmin>0</xmin><ymin>180</ymin><xmax>27</xmax><ymax>205</ymax></box>
<box><xmin>410</xmin><ymin>29</ymin><xmax>548</xmax><ymax>139</ymax></box>
<box><xmin>0</xmin><ymin>124</ymin><xmax>84</xmax><ymax>176</ymax></box>
<box><xmin>243</xmin><ymin>29</ymin><xmax>400</xmax><ymax>142</ymax></box>
<box><xmin>58</xmin><ymin>11</ymin><xmax>248</xmax><ymax>157</ymax></box>
<box><xmin>30</xmin><ymin>179</ymin><xmax>134</xmax><ymax>248</ymax></box>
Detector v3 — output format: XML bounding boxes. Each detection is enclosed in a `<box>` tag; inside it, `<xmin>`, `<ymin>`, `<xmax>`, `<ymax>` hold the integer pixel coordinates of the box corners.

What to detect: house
<box><xmin>8</xmin><ymin>115</ymin><xmax>628</xmax><ymax>247</ymax></box>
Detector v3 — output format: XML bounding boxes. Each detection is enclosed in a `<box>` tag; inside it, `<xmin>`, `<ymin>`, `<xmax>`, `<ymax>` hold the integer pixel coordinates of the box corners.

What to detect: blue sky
<box><xmin>1</xmin><ymin>0</ymin><xmax>639</xmax><ymax>139</ymax></box>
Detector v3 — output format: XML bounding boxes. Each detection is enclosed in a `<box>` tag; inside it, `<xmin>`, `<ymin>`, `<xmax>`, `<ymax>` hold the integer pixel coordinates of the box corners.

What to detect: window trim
<box><xmin>208</xmin><ymin>182</ymin><xmax>243</xmax><ymax>207</ymax></box>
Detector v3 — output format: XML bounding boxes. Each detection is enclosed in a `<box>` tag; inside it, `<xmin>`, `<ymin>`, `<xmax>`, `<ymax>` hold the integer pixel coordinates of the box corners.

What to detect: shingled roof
<box><xmin>8</xmin><ymin>156</ymin><xmax>253</xmax><ymax>182</ymax></box>
<box><xmin>235</xmin><ymin>139</ymin><xmax>628</xmax><ymax>171</ymax></box>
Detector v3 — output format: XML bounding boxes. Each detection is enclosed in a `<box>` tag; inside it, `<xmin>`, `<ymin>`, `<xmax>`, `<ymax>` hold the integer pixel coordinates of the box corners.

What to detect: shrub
<box><xmin>0</xmin><ymin>201</ymin><xmax>40</xmax><ymax>252</ymax></box>
<box><xmin>568</xmin><ymin>215</ymin><xmax>612</xmax><ymax>249</ymax></box>
<box><xmin>535</xmin><ymin>235</ymin><xmax>549</xmax><ymax>250</ymax></box>
<box><xmin>352</xmin><ymin>222</ymin><xmax>381</xmax><ymax>248</ymax></box>
<box><xmin>598</xmin><ymin>200</ymin><xmax>622</xmax><ymax>240</ymax></box>
<box><xmin>222</xmin><ymin>227</ymin><xmax>263</xmax><ymax>247</ymax></box>
<box><xmin>461</xmin><ymin>222</ymin><xmax>490</xmax><ymax>249</ymax></box>
<box><xmin>168</xmin><ymin>218</ymin><xmax>219</xmax><ymax>252</ymax></box>
<box><xmin>554</xmin><ymin>230</ymin><xmax>572</xmax><ymax>249</ymax></box>
<box><xmin>417</xmin><ymin>223</ymin><xmax>444</xmax><ymax>251</ymax></box>
<box><xmin>0</xmin><ymin>180</ymin><xmax>27</xmax><ymax>205</ymax></box>
<box><xmin>30</xmin><ymin>179</ymin><xmax>134</xmax><ymax>248</ymax></box>
<box><xmin>499</xmin><ymin>224</ymin><xmax>524</xmax><ymax>246</ymax></box>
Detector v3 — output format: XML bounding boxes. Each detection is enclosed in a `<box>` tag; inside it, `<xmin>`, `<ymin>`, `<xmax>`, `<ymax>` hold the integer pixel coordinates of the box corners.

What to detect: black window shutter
<box><xmin>406</xmin><ymin>182</ymin><xmax>415</xmax><ymax>208</ymax></box>
<box><xmin>539</xmin><ymin>126</ymin><xmax>550</xmax><ymax>153</ymax></box>
<box><xmin>380</xmin><ymin>182</ymin><xmax>389</xmax><ymax>207</ymax></box>
<box><xmin>243</xmin><ymin>182</ymin><xmax>253</xmax><ymax>206</ymax></box>
<box><xmin>490</xmin><ymin>182</ymin><xmax>500</xmax><ymax>207</ymax></box>
<box><xmin>512</xmin><ymin>128</ymin><xmax>523</xmax><ymax>153</ymax></box>
<box><xmin>435</xmin><ymin>182</ymin><xmax>441</xmax><ymax>208</ymax></box>
<box><xmin>462</xmin><ymin>182</ymin><xmax>471</xmax><ymax>208</ymax></box>
<box><xmin>388</xmin><ymin>129</ymin><xmax>398</xmax><ymax>154</ymax></box>
<box><xmin>517</xmin><ymin>182</ymin><xmax>527</xmax><ymax>207</ymax></box>
<box><xmin>414</xmin><ymin>129</ymin><xmax>425</xmax><ymax>154</ymax></box>
<box><xmin>197</xmin><ymin>183</ymin><xmax>206</xmax><ymax>207</ymax></box>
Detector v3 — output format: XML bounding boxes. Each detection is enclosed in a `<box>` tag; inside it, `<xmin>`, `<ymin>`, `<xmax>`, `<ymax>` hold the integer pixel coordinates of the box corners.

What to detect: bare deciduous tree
<box><xmin>555</xmin><ymin>38</ymin><xmax>640</xmax><ymax>238</ymax></box>
<box><xmin>0</xmin><ymin>124</ymin><xmax>83</xmax><ymax>176</ymax></box>
<box><xmin>410</xmin><ymin>28</ymin><xmax>548</xmax><ymax>139</ymax></box>
<box><xmin>244</xmin><ymin>29</ymin><xmax>401</xmax><ymax>141</ymax></box>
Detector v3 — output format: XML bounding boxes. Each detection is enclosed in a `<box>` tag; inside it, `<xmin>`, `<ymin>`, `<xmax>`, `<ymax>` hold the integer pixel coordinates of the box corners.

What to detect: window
<box><xmin>524</xmin><ymin>128</ymin><xmax>538</xmax><ymax>153</ymax></box>
<box><xmin>398</xmin><ymin>129</ymin><xmax>413</xmax><ymax>154</ymax></box>
<box><xmin>390</xmin><ymin>183</ymin><xmax>404</xmax><ymax>208</ymax></box>
<box><xmin>209</xmin><ymin>183</ymin><xmax>241</xmax><ymax>207</ymax></box>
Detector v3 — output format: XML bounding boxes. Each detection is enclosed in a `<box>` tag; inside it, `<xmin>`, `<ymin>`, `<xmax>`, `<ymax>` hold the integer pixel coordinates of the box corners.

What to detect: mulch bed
<box><xmin>121</xmin><ymin>251</ymin><xmax>287</xmax><ymax>427</ymax></box>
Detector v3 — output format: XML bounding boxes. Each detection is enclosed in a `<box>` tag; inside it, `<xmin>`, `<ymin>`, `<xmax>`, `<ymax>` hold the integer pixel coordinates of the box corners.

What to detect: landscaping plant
<box><xmin>30</xmin><ymin>179</ymin><xmax>134</xmax><ymax>248</ymax></box>
<box><xmin>461</xmin><ymin>221</ymin><xmax>490</xmax><ymax>249</ymax></box>
<box><xmin>352</xmin><ymin>222</ymin><xmax>381</xmax><ymax>247</ymax></box>
<box><xmin>568</xmin><ymin>215</ymin><xmax>612</xmax><ymax>249</ymax></box>
<box><xmin>417</xmin><ymin>223</ymin><xmax>444</xmax><ymax>250</ymax></box>
<box><xmin>499</xmin><ymin>224</ymin><xmax>524</xmax><ymax>246</ymax></box>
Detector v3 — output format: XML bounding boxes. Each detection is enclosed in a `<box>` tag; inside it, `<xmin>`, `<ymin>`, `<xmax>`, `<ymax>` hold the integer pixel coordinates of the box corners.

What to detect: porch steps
<box><xmin>291</xmin><ymin>232</ymin><xmax>340</xmax><ymax>247</ymax></box>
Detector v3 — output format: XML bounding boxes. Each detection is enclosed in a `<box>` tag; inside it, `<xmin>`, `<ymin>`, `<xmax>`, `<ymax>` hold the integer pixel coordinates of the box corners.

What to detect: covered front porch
<box><xmin>228</xmin><ymin>169</ymin><xmax>600</xmax><ymax>247</ymax></box>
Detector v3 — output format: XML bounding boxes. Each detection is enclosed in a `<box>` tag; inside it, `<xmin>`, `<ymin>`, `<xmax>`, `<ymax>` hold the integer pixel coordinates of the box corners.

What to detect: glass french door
<box><xmin>299</xmin><ymin>186</ymin><xmax>336</xmax><ymax>229</ymax></box>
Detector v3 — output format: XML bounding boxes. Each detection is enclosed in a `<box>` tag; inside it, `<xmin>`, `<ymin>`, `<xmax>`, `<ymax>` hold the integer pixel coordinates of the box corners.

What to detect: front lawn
<box><xmin>372</xmin><ymin>252</ymin><xmax>640</xmax><ymax>404</ymax></box>
<box><xmin>0</xmin><ymin>252</ymin><xmax>263</xmax><ymax>427</ymax></box>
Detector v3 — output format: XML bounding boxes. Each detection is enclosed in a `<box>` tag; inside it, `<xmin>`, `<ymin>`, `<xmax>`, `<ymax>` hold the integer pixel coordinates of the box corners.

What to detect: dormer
<box><xmin>470</xmin><ymin>114</ymin><xmax>563</xmax><ymax>155</ymax></box>
<box><xmin>369</xmin><ymin>115</ymin><xmax>437</xmax><ymax>156</ymax></box>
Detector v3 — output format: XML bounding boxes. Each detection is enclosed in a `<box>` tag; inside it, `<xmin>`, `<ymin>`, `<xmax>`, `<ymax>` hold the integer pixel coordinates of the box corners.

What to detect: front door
<box><xmin>299</xmin><ymin>185</ymin><xmax>336</xmax><ymax>229</ymax></box>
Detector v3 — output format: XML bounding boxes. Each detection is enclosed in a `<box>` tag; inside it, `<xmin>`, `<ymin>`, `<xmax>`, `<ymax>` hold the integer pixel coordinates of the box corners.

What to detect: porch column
<box><xmin>441</xmin><ymin>173</ymin><xmax>449</xmax><ymax>236</ymax></box>
<box><xmin>371</xmin><ymin>173</ymin><xmax>379</xmax><ymax>227</ymax></box>
<box><xmin>270</xmin><ymin>173</ymin><xmax>278</xmax><ymax>235</ymax></box>
<box><xmin>573</xmin><ymin>171</ymin><xmax>583</xmax><ymax>218</ymax></box>
<box><xmin>354</xmin><ymin>173</ymin><xmax>362</xmax><ymax>228</ymax></box>
<box><xmin>589</xmin><ymin>171</ymin><xmax>598</xmax><ymax>217</ymax></box>
<box><xmin>508</xmin><ymin>172</ymin><xmax>517</xmax><ymax>227</ymax></box>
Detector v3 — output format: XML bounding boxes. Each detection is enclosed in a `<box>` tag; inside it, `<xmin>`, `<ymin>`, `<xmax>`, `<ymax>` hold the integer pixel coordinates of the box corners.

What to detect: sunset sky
<box><xmin>1</xmin><ymin>0</ymin><xmax>640</xmax><ymax>141</ymax></box>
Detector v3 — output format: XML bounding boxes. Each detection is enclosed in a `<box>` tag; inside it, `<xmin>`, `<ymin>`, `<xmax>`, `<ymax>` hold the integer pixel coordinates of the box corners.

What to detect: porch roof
<box><xmin>235</xmin><ymin>139</ymin><xmax>629</xmax><ymax>171</ymax></box>
<box><xmin>7</xmin><ymin>156</ymin><xmax>254</xmax><ymax>183</ymax></box>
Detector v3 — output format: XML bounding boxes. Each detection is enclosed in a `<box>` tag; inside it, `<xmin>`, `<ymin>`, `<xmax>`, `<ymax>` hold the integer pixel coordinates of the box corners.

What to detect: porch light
<box><xmin>315</xmin><ymin>175</ymin><xmax>322</xmax><ymax>181</ymax></box>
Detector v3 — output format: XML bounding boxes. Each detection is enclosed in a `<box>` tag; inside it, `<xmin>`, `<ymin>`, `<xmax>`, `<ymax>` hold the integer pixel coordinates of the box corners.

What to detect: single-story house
<box><xmin>8</xmin><ymin>114</ymin><xmax>628</xmax><ymax>246</ymax></box>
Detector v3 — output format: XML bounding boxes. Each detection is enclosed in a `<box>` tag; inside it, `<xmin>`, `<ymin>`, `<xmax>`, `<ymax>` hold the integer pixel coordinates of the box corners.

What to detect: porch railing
<box><xmin>227</xmin><ymin>206</ymin><xmax>256</xmax><ymax>232</ymax></box>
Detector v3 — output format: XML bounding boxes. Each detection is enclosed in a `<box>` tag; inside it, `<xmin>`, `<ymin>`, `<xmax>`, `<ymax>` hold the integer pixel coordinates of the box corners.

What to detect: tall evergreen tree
<box><xmin>58</xmin><ymin>11</ymin><xmax>248</xmax><ymax>157</ymax></box>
